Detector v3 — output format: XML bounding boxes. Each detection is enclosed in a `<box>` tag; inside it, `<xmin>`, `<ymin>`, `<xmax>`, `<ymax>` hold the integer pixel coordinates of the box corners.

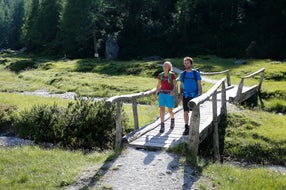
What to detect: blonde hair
<box><xmin>163</xmin><ymin>61</ymin><xmax>173</xmax><ymax>72</ymax></box>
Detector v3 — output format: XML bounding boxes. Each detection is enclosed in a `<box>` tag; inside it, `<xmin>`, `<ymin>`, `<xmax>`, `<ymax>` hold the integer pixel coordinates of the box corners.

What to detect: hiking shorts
<box><xmin>183</xmin><ymin>96</ymin><xmax>194</xmax><ymax>112</ymax></box>
<box><xmin>158</xmin><ymin>93</ymin><xmax>174</xmax><ymax>108</ymax></box>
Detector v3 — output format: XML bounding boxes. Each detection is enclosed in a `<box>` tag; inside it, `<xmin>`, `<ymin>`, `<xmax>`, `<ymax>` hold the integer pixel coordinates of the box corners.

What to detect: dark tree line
<box><xmin>0</xmin><ymin>0</ymin><xmax>285</xmax><ymax>59</ymax></box>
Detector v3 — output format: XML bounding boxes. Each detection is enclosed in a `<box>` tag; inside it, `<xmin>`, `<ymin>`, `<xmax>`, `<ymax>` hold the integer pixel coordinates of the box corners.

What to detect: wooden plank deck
<box><xmin>127</xmin><ymin>89</ymin><xmax>230</xmax><ymax>149</ymax></box>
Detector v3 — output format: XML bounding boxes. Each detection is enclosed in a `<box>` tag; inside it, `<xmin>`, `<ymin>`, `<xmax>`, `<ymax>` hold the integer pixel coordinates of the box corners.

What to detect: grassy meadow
<box><xmin>0</xmin><ymin>146</ymin><xmax>114</xmax><ymax>190</ymax></box>
<box><xmin>0</xmin><ymin>52</ymin><xmax>286</xmax><ymax>189</ymax></box>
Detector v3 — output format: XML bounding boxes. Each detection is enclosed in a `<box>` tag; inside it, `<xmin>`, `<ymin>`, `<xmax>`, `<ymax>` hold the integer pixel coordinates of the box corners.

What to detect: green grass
<box><xmin>0</xmin><ymin>146</ymin><xmax>114</xmax><ymax>190</ymax></box>
<box><xmin>0</xmin><ymin>92</ymin><xmax>72</xmax><ymax>111</ymax></box>
<box><xmin>0</xmin><ymin>55</ymin><xmax>159</xmax><ymax>96</ymax></box>
<box><xmin>198</xmin><ymin>162</ymin><xmax>286</xmax><ymax>190</ymax></box>
<box><xmin>123</xmin><ymin>103</ymin><xmax>159</xmax><ymax>132</ymax></box>
<box><xmin>224</xmin><ymin>109</ymin><xmax>286</xmax><ymax>164</ymax></box>
<box><xmin>1</xmin><ymin>53</ymin><xmax>286</xmax><ymax>189</ymax></box>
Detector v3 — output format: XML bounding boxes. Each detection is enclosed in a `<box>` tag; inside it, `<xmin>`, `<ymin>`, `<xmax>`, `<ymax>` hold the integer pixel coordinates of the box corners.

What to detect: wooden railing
<box><xmin>201</xmin><ymin>69</ymin><xmax>231</xmax><ymax>86</ymax></box>
<box><xmin>106</xmin><ymin>88</ymin><xmax>157</xmax><ymax>149</ymax></box>
<box><xmin>187</xmin><ymin>78</ymin><xmax>227</xmax><ymax>165</ymax></box>
<box><xmin>233</xmin><ymin>68</ymin><xmax>265</xmax><ymax>104</ymax></box>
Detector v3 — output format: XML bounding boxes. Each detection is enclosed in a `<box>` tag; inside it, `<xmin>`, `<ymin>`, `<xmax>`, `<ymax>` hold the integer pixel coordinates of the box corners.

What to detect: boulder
<box><xmin>105</xmin><ymin>34</ymin><xmax>119</xmax><ymax>60</ymax></box>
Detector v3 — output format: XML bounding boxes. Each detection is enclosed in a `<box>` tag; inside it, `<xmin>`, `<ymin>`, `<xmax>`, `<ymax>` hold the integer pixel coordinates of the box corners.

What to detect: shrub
<box><xmin>5</xmin><ymin>60</ymin><xmax>37</xmax><ymax>73</ymax></box>
<box><xmin>0</xmin><ymin>104</ymin><xmax>18</xmax><ymax>133</ymax></box>
<box><xmin>15</xmin><ymin>104</ymin><xmax>65</xmax><ymax>143</ymax></box>
<box><xmin>61</xmin><ymin>97</ymin><xmax>117</xmax><ymax>150</ymax></box>
<box><xmin>15</xmin><ymin>97</ymin><xmax>118</xmax><ymax>150</ymax></box>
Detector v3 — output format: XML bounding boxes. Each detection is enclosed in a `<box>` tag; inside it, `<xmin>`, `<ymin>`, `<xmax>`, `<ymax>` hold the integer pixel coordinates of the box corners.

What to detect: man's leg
<box><xmin>182</xmin><ymin>97</ymin><xmax>191</xmax><ymax>135</ymax></box>
<box><xmin>183</xmin><ymin>111</ymin><xmax>190</xmax><ymax>135</ymax></box>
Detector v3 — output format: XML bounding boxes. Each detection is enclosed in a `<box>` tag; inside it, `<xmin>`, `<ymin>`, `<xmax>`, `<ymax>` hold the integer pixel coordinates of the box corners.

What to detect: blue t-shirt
<box><xmin>179</xmin><ymin>70</ymin><xmax>201</xmax><ymax>98</ymax></box>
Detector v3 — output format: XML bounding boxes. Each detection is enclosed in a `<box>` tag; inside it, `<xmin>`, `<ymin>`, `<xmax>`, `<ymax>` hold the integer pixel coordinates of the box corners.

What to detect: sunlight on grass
<box><xmin>0</xmin><ymin>146</ymin><xmax>114</xmax><ymax>190</ymax></box>
<box><xmin>225</xmin><ymin>109</ymin><xmax>286</xmax><ymax>164</ymax></box>
<box><xmin>0</xmin><ymin>92</ymin><xmax>72</xmax><ymax>111</ymax></box>
<box><xmin>199</xmin><ymin>162</ymin><xmax>286</xmax><ymax>190</ymax></box>
<box><xmin>123</xmin><ymin>103</ymin><xmax>159</xmax><ymax>131</ymax></box>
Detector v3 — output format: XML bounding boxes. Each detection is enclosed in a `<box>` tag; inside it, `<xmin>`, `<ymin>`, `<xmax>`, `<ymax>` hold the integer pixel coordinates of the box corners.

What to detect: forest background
<box><xmin>0</xmin><ymin>0</ymin><xmax>285</xmax><ymax>60</ymax></box>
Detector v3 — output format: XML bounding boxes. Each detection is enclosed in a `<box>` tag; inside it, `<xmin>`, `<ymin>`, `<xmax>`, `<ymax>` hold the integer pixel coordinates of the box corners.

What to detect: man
<box><xmin>179</xmin><ymin>57</ymin><xmax>202</xmax><ymax>135</ymax></box>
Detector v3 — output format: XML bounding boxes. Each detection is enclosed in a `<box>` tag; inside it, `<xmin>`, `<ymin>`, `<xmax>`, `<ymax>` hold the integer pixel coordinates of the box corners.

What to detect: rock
<box><xmin>234</xmin><ymin>60</ymin><xmax>246</xmax><ymax>65</ymax></box>
<box><xmin>105</xmin><ymin>34</ymin><xmax>119</xmax><ymax>60</ymax></box>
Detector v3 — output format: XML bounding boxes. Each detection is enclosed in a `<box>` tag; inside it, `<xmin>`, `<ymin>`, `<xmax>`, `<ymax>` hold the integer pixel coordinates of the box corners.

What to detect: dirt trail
<box><xmin>66</xmin><ymin>147</ymin><xmax>203</xmax><ymax>190</ymax></box>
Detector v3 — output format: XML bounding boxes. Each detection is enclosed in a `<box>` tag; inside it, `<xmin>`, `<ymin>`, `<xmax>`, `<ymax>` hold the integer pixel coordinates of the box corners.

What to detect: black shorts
<box><xmin>183</xmin><ymin>97</ymin><xmax>194</xmax><ymax>112</ymax></box>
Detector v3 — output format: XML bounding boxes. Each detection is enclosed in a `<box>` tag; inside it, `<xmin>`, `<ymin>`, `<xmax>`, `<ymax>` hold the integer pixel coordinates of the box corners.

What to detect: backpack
<box><xmin>160</xmin><ymin>71</ymin><xmax>174</xmax><ymax>87</ymax></box>
<box><xmin>181</xmin><ymin>68</ymin><xmax>200</xmax><ymax>83</ymax></box>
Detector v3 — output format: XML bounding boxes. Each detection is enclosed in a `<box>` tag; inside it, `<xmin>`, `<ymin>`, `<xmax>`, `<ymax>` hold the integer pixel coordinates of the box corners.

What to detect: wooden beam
<box><xmin>212</xmin><ymin>92</ymin><xmax>220</xmax><ymax>162</ymax></box>
<box><xmin>115</xmin><ymin>101</ymin><xmax>122</xmax><ymax>149</ymax></box>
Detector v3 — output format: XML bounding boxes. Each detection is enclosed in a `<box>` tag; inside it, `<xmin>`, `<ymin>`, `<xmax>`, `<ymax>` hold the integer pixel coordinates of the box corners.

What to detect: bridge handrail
<box><xmin>235</xmin><ymin>68</ymin><xmax>265</xmax><ymax>103</ymax></box>
<box><xmin>201</xmin><ymin>70</ymin><xmax>231</xmax><ymax>86</ymax></box>
<box><xmin>106</xmin><ymin>88</ymin><xmax>157</xmax><ymax>149</ymax></box>
<box><xmin>187</xmin><ymin>78</ymin><xmax>227</xmax><ymax>165</ymax></box>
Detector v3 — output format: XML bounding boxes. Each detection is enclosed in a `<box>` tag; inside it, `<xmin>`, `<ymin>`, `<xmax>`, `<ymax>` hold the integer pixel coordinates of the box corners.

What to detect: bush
<box><xmin>15</xmin><ymin>97</ymin><xmax>118</xmax><ymax>150</ymax></box>
<box><xmin>0</xmin><ymin>104</ymin><xmax>17</xmax><ymax>133</ymax></box>
<box><xmin>5</xmin><ymin>60</ymin><xmax>37</xmax><ymax>73</ymax></box>
<box><xmin>15</xmin><ymin>104</ymin><xmax>65</xmax><ymax>143</ymax></box>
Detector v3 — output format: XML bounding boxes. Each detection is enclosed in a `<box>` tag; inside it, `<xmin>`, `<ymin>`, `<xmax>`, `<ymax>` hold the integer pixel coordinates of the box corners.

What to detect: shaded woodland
<box><xmin>0</xmin><ymin>0</ymin><xmax>285</xmax><ymax>59</ymax></box>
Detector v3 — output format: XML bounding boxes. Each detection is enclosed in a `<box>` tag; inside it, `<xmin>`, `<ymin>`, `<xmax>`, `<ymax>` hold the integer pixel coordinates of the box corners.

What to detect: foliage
<box><xmin>15</xmin><ymin>97</ymin><xmax>118</xmax><ymax>150</ymax></box>
<box><xmin>5</xmin><ymin>59</ymin><xmax>37</xmax><ymax>73</ymax></box>
<box><xmin>0</xmin><ymin>104</ymin><xmax>17</xmax><ymax>133</ymax></box>
<box><xmin>1</xmin><ymin>0</ymin><xmax>286</xmax><ymax>59</ymax></box>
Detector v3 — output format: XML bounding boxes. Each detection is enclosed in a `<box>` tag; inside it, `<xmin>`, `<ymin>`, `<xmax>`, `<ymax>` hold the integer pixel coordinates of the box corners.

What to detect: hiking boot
<box><xmin>159</xmin><ymin>123</ymin><xmax>165</xmax><ymax>133</ymax></box>
<box><xmin>170</xmin><ymin>118</ymin><xmax>175</xmax><ymax>129</ymax></box>
<box><xmin>183</xmin><ymin>124</ymin><xmax>189</xmax><ymax>135</ymax></box>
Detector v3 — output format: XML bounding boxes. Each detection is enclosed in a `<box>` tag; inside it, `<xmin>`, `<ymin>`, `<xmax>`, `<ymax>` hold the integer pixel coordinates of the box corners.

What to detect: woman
<box><xmin>155</xmin><ymin>61</ymin><xmax>177</xmax><ymax>133</ymax></box>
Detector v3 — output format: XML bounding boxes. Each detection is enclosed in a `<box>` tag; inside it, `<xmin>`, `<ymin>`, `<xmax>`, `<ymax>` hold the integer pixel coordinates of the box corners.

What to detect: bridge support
<box><xmin>187</xmin><ymin>79</ymin><xmax>226</xmax><ymax>165</ymax></box>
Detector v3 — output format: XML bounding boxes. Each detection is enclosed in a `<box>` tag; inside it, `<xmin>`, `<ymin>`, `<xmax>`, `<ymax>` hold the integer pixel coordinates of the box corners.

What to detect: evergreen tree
<box><xmin>8</xmin><ymin>0</ymin><xmax>25</xmax><ymax>49</ymax></box>
<box><xmin>24</xmin><ymin>0</ymin><xmax>41</xmax><ymax>51</ymax></box>
<box><xmin>58</xmin><ymin>0</ymin><xmax>95</xmax><ymax>58</ymax></box>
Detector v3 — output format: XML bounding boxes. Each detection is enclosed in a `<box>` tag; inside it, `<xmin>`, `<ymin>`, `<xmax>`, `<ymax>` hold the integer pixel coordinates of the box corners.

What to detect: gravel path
<box><xmin>66</xmin><ymin>147</ymin><xmax>202</xmax><ymax>190</ymax></box>
<box><xmin>0</xmin><ymin>134</ymin><xmax>33</xmax><ymax>147</ymax></box>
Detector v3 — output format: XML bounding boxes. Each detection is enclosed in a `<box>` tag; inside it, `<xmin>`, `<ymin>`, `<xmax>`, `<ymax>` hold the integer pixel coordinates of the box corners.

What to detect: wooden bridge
<box><xmin>106</xmin><ymin>68</ymin><xmax>265</xmax><ymax>164</ymax></box>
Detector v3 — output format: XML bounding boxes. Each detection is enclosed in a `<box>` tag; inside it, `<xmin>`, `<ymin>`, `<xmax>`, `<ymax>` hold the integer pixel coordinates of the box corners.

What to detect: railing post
<box><xmin>258</xmin><ymin>71</ymin><xmax>265</xmax><ymax>93</ymax></box>
<box><xmin>221</xmin><ymin>81</ymin><xmax>227</xmax><ymax>116</ymax></box>
<box><xmin>212</xmin><ymin>91</ymin><xmax>220</xmax><ymax>162</ymax></box>
<box><xmin>187</xmin><ymin>104</ymin><xmax>200</xmax><ymax>165</ymax></box>
<box><xmin>132</xmin><ymin>98</ymin><xmax>139</xmax><ymax>130</ymax></box>
<box><xmin>174</xmin><ymin>82</ymin><xmax>179</xmax><ymax>107</ymax></box>
<box><xmin>115</xmin><ymin>101</ymin><xmax>123</xmax><ymax>149</ymax></box>
<box><xmin>226</xmin><ymin>70</ymin><xmax>231</xmax><ymax>86</ymax></box>
<box><xmin>235</xmin><ymin>78</ymin><xmax>244</xmax><ymax>104</ymax></box>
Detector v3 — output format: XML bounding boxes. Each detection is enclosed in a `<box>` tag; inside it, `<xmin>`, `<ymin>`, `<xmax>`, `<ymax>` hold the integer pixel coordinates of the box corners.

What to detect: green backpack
<box><xmin>160</xmin><ymin>72</ymin><xmax>174</xmax><ymax>87</ymax></box>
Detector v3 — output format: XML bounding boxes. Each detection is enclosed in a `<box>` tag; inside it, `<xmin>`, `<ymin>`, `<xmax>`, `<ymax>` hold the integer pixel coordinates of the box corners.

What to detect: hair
<box><xmin>183</xmin><ymin>56</ymin><xmax>193</xmax><ymax>64</ymax></box>
<box><xmin>163</xmin><ymin>61</ymin><xmax>173</xmax><ymax>72</ymax></box>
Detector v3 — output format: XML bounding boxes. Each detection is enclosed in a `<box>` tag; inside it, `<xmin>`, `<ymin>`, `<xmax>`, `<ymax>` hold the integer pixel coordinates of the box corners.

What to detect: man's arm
<box><xmin>197</xmin><ymin>80</ymin><xmax>202</xmax><ymax>96</ymax></box>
